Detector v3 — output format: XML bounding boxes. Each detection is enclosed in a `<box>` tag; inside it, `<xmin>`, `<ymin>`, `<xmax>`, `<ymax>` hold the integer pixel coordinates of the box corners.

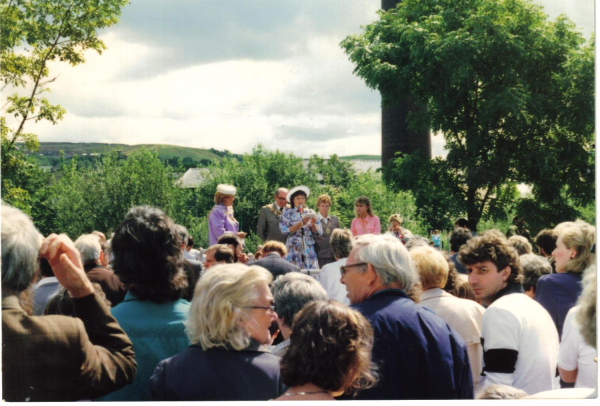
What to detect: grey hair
<box><xmin>576</xmin><ymin>264</ymin><xmax>597</xmax><ymax>348</ymax></box>
<box><xmin>508</xmin><ymin>235</ymin><xmax>533</xmax><ymax>256</ymax></box>
<box><xmin>520</xmin><ymin>253</ymin><xmax>552</xmax><ymax>292</ymax></box>
<box><xmin>74</xmin><ymin>234</ymin><xmax>102</xmax><ymax>264</ymax></box>
<box><xmin>404</xmin><ymin>235</ymin><xmax>430</xmax><ymax>251</ymax></box>
<box><xmin>175</xmin><ymin>224</ymin><xmax>188</xmax><ymax>246</ymax></box>
<box><xmin>1</xmin><ymin>204</ymin><xmax>43</xmax><ymax>292</ymax></box>
<box><xmin>330</xmin><ymin>228</ymin><xmax>353</xmax><ymax>259</ymax></box>
<box><xmin>272</xmin><ymin>272</ymin><xmax>327</xmax><ymax>327</ymax></box>
<box><xmin>476</xmin><ymin>384</ymin><xmax>527</xmax><ymax>399</ymax></box>
<box><xmin>352</xmin><ymin>234</ymin><xmax>419</xmax><ymax>290</ymax></box>
<box><xmin>276</xmin><ymin>187</ymin><xmax>289</xmax><ymax>195</ymax></box>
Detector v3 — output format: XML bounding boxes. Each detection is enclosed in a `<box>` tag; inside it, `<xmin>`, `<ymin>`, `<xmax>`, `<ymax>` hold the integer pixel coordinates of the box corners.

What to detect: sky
<box><xmin>6</xmin><ymin>0</ymin><xmax>596</xmax><ymax>159</ymax></box>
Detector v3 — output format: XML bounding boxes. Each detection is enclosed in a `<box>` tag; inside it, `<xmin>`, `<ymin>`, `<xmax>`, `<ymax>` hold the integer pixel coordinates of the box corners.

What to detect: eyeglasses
<box><xmin>276</xmin><ymin>195</ymin><xmax>287</xmax><ymax>201</ymax></box>
<box><xmin>340</xmin><ymin>262</ymin><xmax>367</xmax><ymax>278</ymax></box>
<box><xmin>243</xmin><ymin>305</ymin><xmax>276</xmax><ymax>313</ymax></box>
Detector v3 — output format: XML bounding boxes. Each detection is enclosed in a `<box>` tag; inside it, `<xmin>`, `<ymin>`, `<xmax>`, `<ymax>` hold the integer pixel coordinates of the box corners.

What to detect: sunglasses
<box><xmin>340</xmin><ymin>262</ymin><xmax>367</xmax><ymax>278</ymax></box>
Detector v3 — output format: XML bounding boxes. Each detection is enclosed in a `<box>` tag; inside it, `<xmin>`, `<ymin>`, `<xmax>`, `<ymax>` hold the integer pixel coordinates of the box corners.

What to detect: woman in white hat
<box><xmin>279</xmin><ymin>185</ymin><xmax>322</xmax><ymax>271</ymax></box>
<box><xmin>208</xmin><ymin>184</ymin><xmax>246</xmax><ymax>246</ymax></box>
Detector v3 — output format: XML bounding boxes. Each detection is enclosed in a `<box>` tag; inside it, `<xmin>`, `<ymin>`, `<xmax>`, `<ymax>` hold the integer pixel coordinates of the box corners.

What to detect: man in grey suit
<box><xmin>257</xmin><ymin>188</ymin><xmax>289</xmax><ymax>244</ymax></box>
<box><xmin>313</xmin><ymin>194</ymin><xmax>340</xmax><ymax>268</ymax></box>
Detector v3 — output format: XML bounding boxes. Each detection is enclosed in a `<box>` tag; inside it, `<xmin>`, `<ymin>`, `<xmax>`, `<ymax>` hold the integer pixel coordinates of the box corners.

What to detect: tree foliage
<box><xmin>342</xmin><ymin>0</ymin><xmax>594</xmax><ymax>231</ymax></box>
<box><xmin>1</xmin><ymin>0</ymin><xmax>129</xmax><ymax>211</ymax></box>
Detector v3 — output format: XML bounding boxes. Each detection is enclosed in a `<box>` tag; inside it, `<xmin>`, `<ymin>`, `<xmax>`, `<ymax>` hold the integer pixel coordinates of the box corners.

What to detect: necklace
<box><xmin>284</xmin><ymin>390</ymin><xmax>328</xmax><ymax>396</ymax></box>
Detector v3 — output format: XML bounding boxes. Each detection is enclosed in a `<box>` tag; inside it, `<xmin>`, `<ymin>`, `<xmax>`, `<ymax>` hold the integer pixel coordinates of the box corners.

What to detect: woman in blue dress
<box><xmin>279</xmin><ymin>185</ymin><xmax>322</xmax><ymax>271</ymax></box>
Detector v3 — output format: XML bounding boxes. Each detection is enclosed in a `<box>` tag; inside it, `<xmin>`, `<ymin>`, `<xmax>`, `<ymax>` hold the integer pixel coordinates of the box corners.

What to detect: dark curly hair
<box><xmin>450</xmin><ymin>227</ymin><xmax>472</xmax><ymax>253</ymax></box>
<box><xmin>111</xmin><ymin>206</ymin><xmax>188</xmax><ymax>303</ymax></box>
<box><xmin>458</xmin><ymin>232</ymin><xmax>523</xmax><ymax>285</ymax></box>
<box><xmin>280</xmin><ymin>300</ymin><xmax>378</xmax><ymax>396</ymax></box>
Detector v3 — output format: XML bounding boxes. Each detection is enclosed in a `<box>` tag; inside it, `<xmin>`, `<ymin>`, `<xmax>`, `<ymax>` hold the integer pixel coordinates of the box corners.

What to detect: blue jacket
<box><xmin>351</xmin><ymin>289</ymin><xmax>474</xmax><ymax>400</ymax></box>
<box><xmin>96</xmin><ymin>292</ymin><xmax>190</xmax><ymax>401</ymax></box>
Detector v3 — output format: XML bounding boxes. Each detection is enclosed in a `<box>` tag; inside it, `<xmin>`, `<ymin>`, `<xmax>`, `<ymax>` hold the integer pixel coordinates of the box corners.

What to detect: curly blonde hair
<box><xmin>556</xmin><ymin>220</ymin><xmax>596</xmax><ymax>274</ymax></box>
<box><xmin>186</xmin><ymin>264</ymin><xmax>273</xmax><ymax>351</ymax></box>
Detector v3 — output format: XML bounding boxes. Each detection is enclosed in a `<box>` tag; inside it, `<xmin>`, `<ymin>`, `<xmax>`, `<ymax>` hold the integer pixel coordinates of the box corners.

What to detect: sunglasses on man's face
<box><xmin>340</xmin><ymin>262</ymin><xmax>367</xmax><ymax>278</ymax></box>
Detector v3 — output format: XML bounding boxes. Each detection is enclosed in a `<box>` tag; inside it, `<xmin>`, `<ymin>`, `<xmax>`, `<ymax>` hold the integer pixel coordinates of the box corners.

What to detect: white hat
<box><xmin>216</xmin><ymin>184</ymin><xmax>237</xmax><ymax>195</ymax></box>
<box><xmin>287</xmin><ymin>185</ymin><xmax>310</xmax><ymax>203</ymax></box>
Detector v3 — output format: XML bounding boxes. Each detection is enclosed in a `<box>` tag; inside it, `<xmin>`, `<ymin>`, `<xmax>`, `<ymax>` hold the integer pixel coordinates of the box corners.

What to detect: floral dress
<box><xmin>279</xmin><ymin>207</ymin><xmax>322</xmax><ymax>270</ymax></box>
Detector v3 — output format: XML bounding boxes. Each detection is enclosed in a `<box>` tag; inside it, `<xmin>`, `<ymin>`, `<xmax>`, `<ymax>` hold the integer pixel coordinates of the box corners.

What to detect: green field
<box><xmin>339</xmin><ymin>154</ymin><xmax>381</xmax><ymax>161</ymax></box>
<box><xmin>25</xmin><ymin>142</ymin><xmax>225</xmax><ymax>162</ymax></box>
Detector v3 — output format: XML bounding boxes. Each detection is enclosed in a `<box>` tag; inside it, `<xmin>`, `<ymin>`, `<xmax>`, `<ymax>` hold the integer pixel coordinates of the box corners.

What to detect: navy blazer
<box><xmin>248</xmin><ymin>253</ymin><xmax>301</xmax><ymax>279</ymax></box>
<box><xmin>351</xmin><ymin>289</ymin><xmax>474</xmax><ymax>400</ymax></box>
<box><xmin>148</xmin><ymin>344</ymin><xmax>286</xmax><ymax>401</ymax></box>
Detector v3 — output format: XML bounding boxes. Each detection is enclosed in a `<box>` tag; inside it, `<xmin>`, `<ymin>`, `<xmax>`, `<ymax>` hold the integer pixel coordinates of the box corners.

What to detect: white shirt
<box><xmin>418</xmin><ymin>288</ymin><xmax>485</xmax><ymax>390</ymax></box>
<box><xmin>478</xmin><ymin>293</ymin><xmax>559</xmax><ymax>396</ymax></box>
<box><xmin>318</xmin><ymin>258</ymin><xmax>350</xmax><ymax>305</ymax></box>
<box><xmin>558</xmin><ymin>306</ymin><xmax>598</xmax><ymax>389</ymax></box>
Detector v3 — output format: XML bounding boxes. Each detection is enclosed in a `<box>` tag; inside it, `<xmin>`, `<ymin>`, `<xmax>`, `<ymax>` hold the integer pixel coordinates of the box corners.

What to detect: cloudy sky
<box><xmin>8</xmin><ymin>0</ymin><xmax>595</xmax><ymax>158</ymax></box>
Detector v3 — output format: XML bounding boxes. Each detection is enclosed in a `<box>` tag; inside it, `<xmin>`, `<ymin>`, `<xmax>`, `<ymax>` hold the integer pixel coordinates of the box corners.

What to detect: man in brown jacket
<box><xmin>1</xmin><ymin>204</ymin><xmax>137</xmax><ymax>401</ymax></box>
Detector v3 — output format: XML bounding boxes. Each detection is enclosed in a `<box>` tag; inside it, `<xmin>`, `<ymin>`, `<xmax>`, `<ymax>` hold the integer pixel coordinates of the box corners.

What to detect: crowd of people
<box><xmin>1</xmin><ymin>183</ymin><xmax>597</xmax><ymax>401</ymax></box>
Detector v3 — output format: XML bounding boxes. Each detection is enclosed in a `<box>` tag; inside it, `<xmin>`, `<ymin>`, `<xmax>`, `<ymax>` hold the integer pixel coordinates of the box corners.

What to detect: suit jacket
<box><xmin>148</xmin><ymin>342</ymin><xmax>286</xmax><ymax>401</ymax></box>
<box><xmin>248</xmin><ymin>252</ymin><xmax>300</xmax><ymax>279</ymax></box>
<box><xmin>2</xmin><ymin>293</ymin><xmax>137</xmax><ymax>402</ymax></box>
<box><xmin>84</xmin><ymin>263</ymin><xmax>127</xmax><ymax>307</ymax></box>
<box><xmin>313</xmin><ymin>215</ymin><xmax>340</xmax><ymax>259</ymax></box>
<box><xmin>257</xmin><ymin>203</ymin><xmax>288</xmax><ymax>244</ymax></box>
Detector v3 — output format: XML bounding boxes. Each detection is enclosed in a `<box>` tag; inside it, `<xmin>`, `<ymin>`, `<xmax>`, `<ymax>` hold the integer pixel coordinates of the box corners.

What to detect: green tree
<box><xmin>342</xmin><ymin>0</ymin><xmax>594</xmax><ymax>231</ymax></box>
<box><xmin>1</xmin><ymin>0</ymin><xmax>129</xmax><ymax>210</ymax></box>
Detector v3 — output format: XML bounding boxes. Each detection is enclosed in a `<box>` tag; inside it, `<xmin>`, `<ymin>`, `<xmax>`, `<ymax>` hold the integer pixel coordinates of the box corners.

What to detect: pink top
<box><xmin>351</xmin><ymin>215</ymin><xmax>381</xmax><ymax>236</ymax></box>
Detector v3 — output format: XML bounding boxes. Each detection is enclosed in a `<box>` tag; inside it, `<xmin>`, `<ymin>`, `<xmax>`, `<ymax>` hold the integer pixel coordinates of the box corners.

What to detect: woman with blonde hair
<box><xmin>208</xmin><ymin>184</ymin><xmax>247</xmax><ymax>246</ymax></box>
<box><xmin>536</xmin><ymin>220</ymin><xmax>596</xmax><ymax>339</ymax></box>
<box><xmin>386</xmin><ymin>213</ymin><xmax>412</xmax><ymax>244</ymax></box>
<box><xmin>350</xmin><ymin>196</ymin><xmax>380</xmax><ymax>237</ymax></box>
<box><xmin>276</xmin><ymin>300</ymin><xmax>377</xmax><ymax>400</ymax></box>
<box><xmin>148</xmin><ymin>264</ymin><xmax>285</xmax><ymax>401</ymax></box>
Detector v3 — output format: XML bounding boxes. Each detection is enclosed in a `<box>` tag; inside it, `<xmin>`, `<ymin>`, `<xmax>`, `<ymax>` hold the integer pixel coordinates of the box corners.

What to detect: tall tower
<box><xmin>381</xmin><ymin>0</ymin><xmax>431</xmax><ymax>166</ymax></box>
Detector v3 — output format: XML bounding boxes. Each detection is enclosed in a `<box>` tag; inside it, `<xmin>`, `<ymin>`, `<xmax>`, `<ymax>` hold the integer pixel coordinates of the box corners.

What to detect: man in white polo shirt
<box><xmin>459</xmin><ymin>231</ymin><xmax>559</xmax><ymax>396</ymax></box>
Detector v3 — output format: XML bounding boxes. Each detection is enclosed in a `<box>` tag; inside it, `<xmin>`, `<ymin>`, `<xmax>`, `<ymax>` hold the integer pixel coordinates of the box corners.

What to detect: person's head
<box><xmin>98</xmin><ymin>238</ymin><xmax>110</xmax><ymax>268</ymax></box>
<box><xmin>1</xmin><ymin>204</ymin><xmax>43</xmax><ymax>293</ymax></box>
<box><xmin>354</xmin><ymin>196</ymin><xmax>373</xmax><ymax>217</ymax></box>
<box><xmin>459</xmin><ymin>233</ymin><xmax>522</xmax><ymax>305</ymax></box>
<box><xmin>388</xmin><ymin>214</ymin><xmax>403</xmax><ymax>231</ymax></box>
<box><xmin>450</xmin><ymin>227</ymin><xmax>472</xmax><ymax>253</ymax></box>
<box><xmin>520</xmin><ymin>253</ymin><xmax>552</xmax><ymax>298</ymax></box>
<box><xmin>433</xmin><ymin>229</ymin><xmax>440</xmax><ymax>235</ymax></box>
<box><xmin>410</xmin><ymin>246</ymin><xmax>449</xmax><ymax>291</ymax></box>
<box><xmin>217</xmin><ymin>232</ymin><xmax>243</xmax><ymax>261</ymax></box>
<box><xmin>253</xmin><ymin>251</ymin><xmax>263</xmax><ymax>260</ymax></box>
<box><xmin>271</xmin><ymin>273</ymin><xmax>327</xmax><ymax>333</ymax></box>
<box><xmin>186</xmin><ymin>264</ymin><xmax>275</xmax><ymax>349</ymax></box>
<box><xmin>330</xmin><ymin>228</ymin><xmax>353</xmax><ymax>260</ymax></box>
<box><xmin>274</xmin><ymin>188</ymin><xmax>289</xmax><ymax>208</ymax></box>
<box><xmin>535</xmin><ymin>228</ymin><xmax>557</xmax><ymax>257</ymax></box>
<box><xmin>476</xmin><ymin>384</ymin><xmax>527</xmax><ymax>400</ymax></box>
<box><xmin>552</xmin><ymin>220</ymin><xmax>596</xmax><ymax>274</ymax></box>
<box><xmin>203</xmin><ymin>244</ymin><xmax>235</xmax><ymax>269</ymax></box>
<box><xmin>111</xmin><ymin>205</ymin><xmax>187</xmax><ymax>303</ymax></box>
<box><xmin>342</xmin><ymin>234</ymin><xmax>418</xmax><ymax>304</ymax></box>
<box><xmin>186</xmin><ymin>236</ymin><xmax>194</xmax><ymax>250</ymax></box>
<box><xmin>262</xmin><ymin>240</ymin><xmax>287</xmax><ymax>257</ymax></box>
<box><xmin>174</xmin><ymin>224</ymin><xmax>189</xmax><ymax>251</ymax></box>
<box><xmin>280</xmin><ymin>300</ymin><xmax>378</xmax><ymax>397</ymax></box>
<box><xmin>287</xmin><ymin>186</ymin><xmax>310</xmax><ymax>209</ymax></box>
<box><xmin>508</xmin><ymin>235</ymin><xmax>533</xmax><ymax>256</ymax></box>
<box><xmin>576</xmin><ymin>264</ymin><xmax>596</xmax><ymax>348</ymax></box>
<box><xmin>214</xmin><ymin>184</ymin><xmax>237</xmax><ymax>206</ymax></box>
<box><xmin>74</xmin><ymin>234</ymin><xmax>103</xmax><ymax>265</ymax></box>
<box><xmin>92</xmin><ymin>230</ymin><xmax>107</xmax><ymax>242</ymax></box>
<box><xmin>454</xmin><ymin>278</ymin><xmax>476</xmax><ymax>301</ymax></box>
<box><xmin>454</xmin><ymin>218</ymin><xmax>470</xmax><ymax>230</ymax></box>
<box><xmin>404</xmin><ymin>235</ymin><xmax>430</xmax><ymax>250</ymax></box>
<box><xmin>316</xmin><ymin>194</ymin><xmax>332</xmax><ymax>215</ymax></box>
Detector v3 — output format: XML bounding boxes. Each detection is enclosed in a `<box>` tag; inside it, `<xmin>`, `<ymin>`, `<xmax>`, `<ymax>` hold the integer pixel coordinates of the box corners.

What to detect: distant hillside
<box><xmin>24</xmin><ymin>142</ymin><xmax>227</xmax><ymax>162</ymax></box>
<box><xmin>339</xmin><ymin>154</ymin><xmax>381</xmax><ymax>161</ymax></box>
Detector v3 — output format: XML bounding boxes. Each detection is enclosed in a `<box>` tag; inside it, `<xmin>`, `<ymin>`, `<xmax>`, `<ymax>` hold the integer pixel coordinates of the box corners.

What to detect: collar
<box><xmin>84</xmin><ymin>262</ymin><xmax>102</xmax><ymax>273</ymax></box>
<box><xmin>366</xmin><ymin>288</ymin><xmax>409</xmax><ymax>302</ymax></box>
<box><xmin>317</xmin><ymin>212</ymin><xmax>330</xmax><ymax>221</ymax></box>
<box><xmin>419</xmin><ymin>288</ymin><xmax>448</xmax><ymax>302</ymax></box>
<box><xmin>265</xmin><ymin>252</ymin><xmax>280</xmax><ymax>259</ymax></box>
<box><xmin>2</xmin><ymin>294</ymin><xmax>24</xmax><ymax>311</ymax></box>
<box><xmin>491</xmin><ymin>283</ymin><xmax>524</xmax><ymax>304</ymax></box>
<box><xmin>36</xmin><ymin>276</ymin><xmax>59</xmax><ymax>287</ymax></box>
<box><xmin>271</xmin><ymin>338</ymin><xmax>291</xmax><ymax>353</ymax></box>
<box><xmin>274</xmin><ymin>202</ymin><xmax>286</xmax><ymax>211</ymax></box>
